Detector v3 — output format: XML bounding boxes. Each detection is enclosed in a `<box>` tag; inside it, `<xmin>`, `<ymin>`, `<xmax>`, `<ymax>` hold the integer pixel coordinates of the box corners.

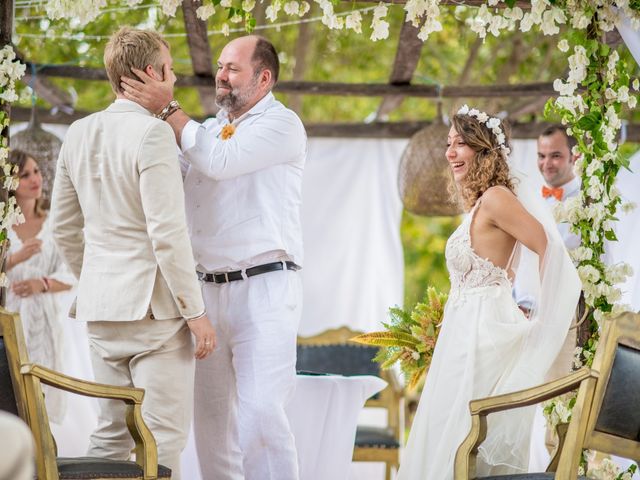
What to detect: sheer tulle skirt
<box><xmin>397</xmin><ymin>284</ymin><xmax>533</xmax><ymax>480</ymax></box>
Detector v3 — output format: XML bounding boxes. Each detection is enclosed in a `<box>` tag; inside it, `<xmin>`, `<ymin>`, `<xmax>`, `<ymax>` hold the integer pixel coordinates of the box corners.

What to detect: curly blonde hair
<box><xmin>450</xmin><ymin>112</ymin><xmax>514</xmax><ymax>211</ymax></box>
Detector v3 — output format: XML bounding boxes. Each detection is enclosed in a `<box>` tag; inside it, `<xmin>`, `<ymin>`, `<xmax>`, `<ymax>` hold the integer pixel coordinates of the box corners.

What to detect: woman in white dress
<box><xmin>397</xmin><ymin>107</ymin><xmax>581</xmax><ymax>479</ymax></box>
<box><xmin>5</xmin><ymin>149</ymin><xmax>75</xmax><ymax>423</ymax></box>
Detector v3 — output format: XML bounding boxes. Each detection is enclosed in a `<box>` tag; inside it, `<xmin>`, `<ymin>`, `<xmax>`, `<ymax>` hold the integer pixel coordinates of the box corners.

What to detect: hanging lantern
<box><xmin>398</xmin><ymin>120</ymin><xmax>462</xmax><ymax>217</ymax></box>
<box><xmin>11</xmin><ymin>108</ymin><xmax>63</xmax><ymax>209</ymax></box>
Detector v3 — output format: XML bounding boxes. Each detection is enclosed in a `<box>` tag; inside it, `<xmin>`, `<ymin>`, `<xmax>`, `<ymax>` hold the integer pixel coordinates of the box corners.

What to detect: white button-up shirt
<box><xmin>180</xmin><ymin>92</ymin><xmax>307</xmax><ymax>271</ymax></box>
<box><xmin>544</xmin><ymin>176</ymin><xmax>581</xmax><ymax>251</ymax></box>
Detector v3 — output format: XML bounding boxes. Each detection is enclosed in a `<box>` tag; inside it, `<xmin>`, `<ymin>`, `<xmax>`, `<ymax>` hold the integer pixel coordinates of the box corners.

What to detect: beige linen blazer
<box><xmin>51</xmin><ymin>100</ymin><xmax>205</xmax><ymax>322</ymax></box>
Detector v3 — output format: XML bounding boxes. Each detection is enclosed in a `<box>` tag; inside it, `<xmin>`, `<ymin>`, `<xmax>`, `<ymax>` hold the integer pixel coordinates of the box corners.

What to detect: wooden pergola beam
<box><xmin>1</xmin><ymin>1</ymin><xmax>13</xmax><ymax>139</ymax></box>
<box><xmin>458</xmin><ymin>36</ymin><xmax>483</xmax><ymax>86</ymax></box>
<box><xmin>508</xmin><ymin>96</ymin><xmax>549</xmax><ymax>118</ymax></box>
<box><xmin>22</xmin><ymin>63</ymin><xmax>560</xmax><ymax>98</ymax></box>
<box><xmin>375</xmin><ymin>16</ymin><xmax>425</xmax><ymax>120</ymax></box>
<box><xmin>289</xmin><ymin>16</ymin><xmax>314</xmax><ymax>114</ymax></box>
<box><xmin>181</xmin><ymin>0</ymin><xmax>218</xmax><ymax>116</ymax></box>
<box><xmin>14</xmin><ymin>49</ymin><xmax>74</xmax><ymax>113</ymax></box>
<box><xmin>12</xmin><ymin>107</ymin><xmax>640</xmax><ymax>141</ymax></box>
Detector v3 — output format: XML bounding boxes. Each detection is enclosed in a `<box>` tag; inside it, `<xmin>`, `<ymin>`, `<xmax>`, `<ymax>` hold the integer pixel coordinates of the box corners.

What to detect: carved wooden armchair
<box><xmin>0</xmin><ymin>308</ymin><xmax>171</xmax><ymax>479</ymax></box>
<box><xmin>454</xmin><ymin>311</ymin><xmax>640</xmax><ymax>479</ymax></box>
<box><xmin>297</xmin><ymin>326</ymin><xmax>404</xmax><ymax>480</ymax></box>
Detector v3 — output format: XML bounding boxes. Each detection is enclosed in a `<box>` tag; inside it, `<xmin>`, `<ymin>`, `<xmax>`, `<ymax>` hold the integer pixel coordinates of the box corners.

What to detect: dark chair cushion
<box><xmin>355</xmin><ymin>426</ymin><xmax>399</xmax><ymax>449</ymax></box>
<box><xmin>481</xmin><ymin>475</ymin><xmax>588</xmax><ymax>479</ymax></box>
<box><xmin>0</xmin><ymin>338</ymin><xmax>19</xmax><ymax>416</ymax></box>
<box><xmin>57</xmin><ymin>457</ymin><xmax>171</xmax><ymax>479</ymax></box>
<box><xmin>296</xmin><ymin>344</ymin><xmax>380</xmax><ymax>377</ymax></box>
<box><xmin>595</xmin><ymin>344</ymin><xmax>640</xmax><ymax>441</ymax></box>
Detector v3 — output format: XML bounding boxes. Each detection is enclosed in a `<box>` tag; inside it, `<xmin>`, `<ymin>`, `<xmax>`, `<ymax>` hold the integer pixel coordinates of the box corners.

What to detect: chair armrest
<box><xmin>20</xmin><ymin>363</ymin><xmax>144</xmax><ymax>403</ymax></box>
<box><xmin>21</xmin><ymin>363</ymin><xmax>158</xmax><ymax>479</ymax></box>
<box><xmin>454</xmin><ymin>368</ymin><xmax>593</xmax><ymax>480</ymax></box>
<box><xmin>469</xmin><ymin>367</ymin><xmax>593</xmax><ymax>416</ymax></box>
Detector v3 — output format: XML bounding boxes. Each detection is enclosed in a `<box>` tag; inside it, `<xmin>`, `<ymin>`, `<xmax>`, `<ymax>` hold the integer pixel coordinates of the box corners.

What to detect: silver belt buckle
<box><xmin>224</xmin><ymin>272</ymin><xmax>230</xmax><ymax>283</ymax></box>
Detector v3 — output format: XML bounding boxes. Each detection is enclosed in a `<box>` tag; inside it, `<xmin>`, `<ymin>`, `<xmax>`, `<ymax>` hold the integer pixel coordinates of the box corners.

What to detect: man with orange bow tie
<box><xmin>537</xmin><ymin>124</ymin><xmax>581</xmax><ymax>249</ymax></box>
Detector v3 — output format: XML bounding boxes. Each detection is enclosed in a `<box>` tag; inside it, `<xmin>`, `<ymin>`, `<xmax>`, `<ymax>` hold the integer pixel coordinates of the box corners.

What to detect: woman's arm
<box><xmin>47</xmin><ymin>278</ymin><xmax>72</xmax><ymax>293</ymax></box>
<box><xmin>482</xmin><ymin>186</ymin><xmax>547</xmax><ymax>261</ymax></box>
<box><xmin>11</xmin><ymin>277</ymin><xmax>71</xmax><ymax>298</ymax></box>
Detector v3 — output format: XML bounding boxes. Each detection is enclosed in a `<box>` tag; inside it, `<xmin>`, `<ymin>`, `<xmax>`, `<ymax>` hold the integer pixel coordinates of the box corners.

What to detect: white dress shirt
<box><xmin>180</xmin><ymin>92</ymin><xmax>307</xmax><ymax>271</ymax></box>
<box><xmin>543</xmin><ymin>176</ymin><xmax>581</xmax><ymax>251</ymax></box>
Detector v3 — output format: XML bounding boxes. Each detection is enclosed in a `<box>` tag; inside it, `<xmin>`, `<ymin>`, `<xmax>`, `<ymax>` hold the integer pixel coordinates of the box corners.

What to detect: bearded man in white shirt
<box><xmin>51</xmin><ymin>28</ymin><xmax>216</xmax><ymax>479</ymax></box>
<box><xmin>121</xmin><ymin>35</ymin><xmax>306</xmax><ymax>480</ymax></box>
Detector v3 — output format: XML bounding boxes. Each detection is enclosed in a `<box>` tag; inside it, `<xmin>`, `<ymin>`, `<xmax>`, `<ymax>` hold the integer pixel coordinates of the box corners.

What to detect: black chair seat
<box><xmin>57</xmin><ymin>457</ymin><xmax>171</xmax><ymax>479</ymax></box>
<box><xmin>355</xmin><ymin>426</ymin><xmax>400</xmax><ymax>449</ymax></box>
<box><xmin>481</xmin><ymin>475</ymin><xmax>588</xmax><ymax>479</ymax></box>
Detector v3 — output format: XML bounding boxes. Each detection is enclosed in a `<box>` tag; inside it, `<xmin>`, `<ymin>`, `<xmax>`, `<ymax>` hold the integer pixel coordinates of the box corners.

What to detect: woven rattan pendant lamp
<box><xmin>398</xmin><ymin>113</ymin><xmax>462</xmax><ymax>217</ymax></box>
<box><xmin>11</xmin><ymin>106</ymin><xmax>62</xmax><ymax>209</ymax></box>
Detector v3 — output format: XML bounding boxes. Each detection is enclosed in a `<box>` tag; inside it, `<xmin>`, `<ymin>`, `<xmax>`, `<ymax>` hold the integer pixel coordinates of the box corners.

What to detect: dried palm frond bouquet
<box><xmin>352</xmin><ymin>286</ymin><xmax>447</xmax><ymax>390</ymax></box>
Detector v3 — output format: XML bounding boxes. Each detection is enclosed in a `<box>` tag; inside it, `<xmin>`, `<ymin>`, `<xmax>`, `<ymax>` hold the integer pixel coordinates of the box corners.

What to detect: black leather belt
<box><xmin>197</xmin><ymin>261</ymin><xmax>301</xmax><ymax>284</ymax></box>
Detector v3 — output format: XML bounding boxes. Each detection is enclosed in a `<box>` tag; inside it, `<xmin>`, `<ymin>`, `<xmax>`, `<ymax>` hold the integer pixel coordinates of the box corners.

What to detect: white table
<box><xmin>181</xmin><ymin>374</ymin><xmax>387</xmax><ymax>480</ymax></box>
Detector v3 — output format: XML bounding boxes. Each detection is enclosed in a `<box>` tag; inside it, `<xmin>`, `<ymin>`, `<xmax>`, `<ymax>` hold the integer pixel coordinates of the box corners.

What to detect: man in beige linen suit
<box><xmin>50</xmin><ymin>28</ymin><xmax>216</xmax><ymax>479</ymax></box>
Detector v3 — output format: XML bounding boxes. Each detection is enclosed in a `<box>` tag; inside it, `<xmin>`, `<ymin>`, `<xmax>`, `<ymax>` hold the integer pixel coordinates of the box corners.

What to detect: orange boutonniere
<box><xmin>220</xmin><ymin>124</ymin><xmax>236</xmax><ymax>140</ymax></box>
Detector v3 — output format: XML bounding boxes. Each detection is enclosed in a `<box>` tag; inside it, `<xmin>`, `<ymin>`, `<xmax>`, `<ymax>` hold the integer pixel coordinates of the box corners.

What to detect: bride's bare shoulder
<box><xmin>480</xmin><ymin>185</ymin><xmax>534</xmax><ymax>231</ymax></box>
<box><xmin>481</xmin><ymin>185</ymin><xmax>517</xmax><ymax>205</ymax></box>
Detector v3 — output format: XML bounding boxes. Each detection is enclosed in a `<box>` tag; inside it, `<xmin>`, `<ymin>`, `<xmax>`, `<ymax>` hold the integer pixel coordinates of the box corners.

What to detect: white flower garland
<box><xmin>0</xmin><ymin>45</ymin><xmax>26</xmax><ymax>288</ymax></box>
<box><xmin>40</xmin><ymin>0</ymin><xmax>640</xmax><ymax>44</ymax></box>
<box><xmin>457</xmin><ymin>104</ymin><xmax>511</xmax><ymax>157</ymax></box>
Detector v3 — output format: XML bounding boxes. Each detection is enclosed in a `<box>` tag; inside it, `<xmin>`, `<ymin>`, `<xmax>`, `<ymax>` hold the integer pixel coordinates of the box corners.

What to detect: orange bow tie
<box><xmin>542</xmin><ymin>185</ymin><xmax>564</xmax><ymax>201</ymax></box>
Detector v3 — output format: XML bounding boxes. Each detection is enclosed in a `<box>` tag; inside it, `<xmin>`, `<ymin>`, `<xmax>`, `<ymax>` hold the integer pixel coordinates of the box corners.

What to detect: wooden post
<box><xmin>0</xmin><ymin>1</ymin><xmax>13</xmax><ymax>143</ymax></box>
<box><xmin>181</xmin><ymin>0</ymin><xmax>217</xmax><ymax>116</ymax></box>
<box><xmin>0</xmin><ymin>0</ymin><xmax>13</xmax><ymax>307</ymax></box>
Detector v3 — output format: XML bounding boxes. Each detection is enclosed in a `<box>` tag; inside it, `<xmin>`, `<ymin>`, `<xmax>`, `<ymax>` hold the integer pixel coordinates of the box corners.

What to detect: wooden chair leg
<box><xmin>385</xmin><ymin>461</ymin><xmax>392</xmax><ymax>480</ymax></box>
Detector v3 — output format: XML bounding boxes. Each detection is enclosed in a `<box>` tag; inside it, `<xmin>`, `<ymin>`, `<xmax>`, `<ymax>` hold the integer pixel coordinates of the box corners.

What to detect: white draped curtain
<box><xmin>299</xmin><ymin>137</ymin><xmax>406</xmax><ymax>336</ymax></box>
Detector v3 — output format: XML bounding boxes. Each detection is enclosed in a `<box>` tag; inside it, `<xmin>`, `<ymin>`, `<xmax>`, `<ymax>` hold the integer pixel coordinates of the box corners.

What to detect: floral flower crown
<box><xmin>456</xmin><ymin>105</ymin><xmax>511</xmax><ymax>157</ymax></box>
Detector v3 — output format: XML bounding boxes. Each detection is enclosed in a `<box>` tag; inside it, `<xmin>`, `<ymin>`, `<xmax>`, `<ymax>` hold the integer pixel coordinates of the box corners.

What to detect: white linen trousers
<box><xmin>194</xmin><ymin>268</ymin><xmax>302</xmax><ymax>480</ymax></box>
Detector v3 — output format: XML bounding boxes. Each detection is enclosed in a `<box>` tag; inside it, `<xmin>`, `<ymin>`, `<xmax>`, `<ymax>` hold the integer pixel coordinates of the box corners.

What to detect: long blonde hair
<box><xmin>9</xmin><ymin>149</ymin><xmax>46</xmax><ymax>218</ymax></box>
<box><xmin>451</xmin><ymin>112</ymin><xmax>514</xmax><ymax>211</ymax></box>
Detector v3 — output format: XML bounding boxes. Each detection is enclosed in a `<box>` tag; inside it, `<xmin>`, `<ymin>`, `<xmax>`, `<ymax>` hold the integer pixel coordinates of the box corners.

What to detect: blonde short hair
<box><xmin>104</xmin><ymin>27</ymin><xmax>169</xmax><ymax>94</ymax></box>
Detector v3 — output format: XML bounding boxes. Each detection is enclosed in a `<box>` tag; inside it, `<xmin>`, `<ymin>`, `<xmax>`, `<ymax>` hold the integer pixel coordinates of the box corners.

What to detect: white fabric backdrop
<box><xmin>299</xmin><ymin>137</ymin><xmax>406</xmax><ymax>336</ymax></box>
<box><xmin>609</xmin><ymin>149</ymin><xmax>640</xmax><ymax>310</ymax></box>
<box><xmin>618</xmin><ymin>12</ymin><xmax>640</xmax><ymax>67</ymax></box>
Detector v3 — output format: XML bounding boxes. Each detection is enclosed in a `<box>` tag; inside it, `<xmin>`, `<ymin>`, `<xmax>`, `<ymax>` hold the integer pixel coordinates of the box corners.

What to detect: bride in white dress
<box><xmin>398</xmin><ymin>107</ymin><xmax>581</xmax><ymax>479</ymax></box>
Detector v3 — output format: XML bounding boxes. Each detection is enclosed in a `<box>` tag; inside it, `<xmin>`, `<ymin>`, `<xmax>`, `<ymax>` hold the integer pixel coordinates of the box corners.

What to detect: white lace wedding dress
<box><xmin>398</xmin><ymin>190</ymin><xmax>581</xmax><ymax>480</ymax></box>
